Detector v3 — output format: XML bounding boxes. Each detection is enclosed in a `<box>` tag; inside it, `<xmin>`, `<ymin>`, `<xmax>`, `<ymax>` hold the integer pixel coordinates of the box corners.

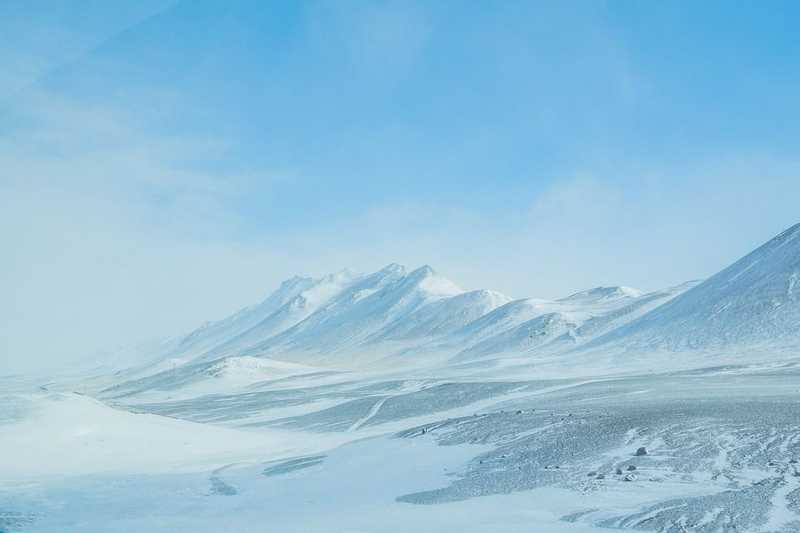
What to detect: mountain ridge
<box><xmin>107</xmin><ymin>223</ymin><xmax>800</xmax><ymax>390</ymax></box>
<box><xmin>585</xmin><ymin>223</ymin><xmax>800</xmax><ymax>352</ymax></box>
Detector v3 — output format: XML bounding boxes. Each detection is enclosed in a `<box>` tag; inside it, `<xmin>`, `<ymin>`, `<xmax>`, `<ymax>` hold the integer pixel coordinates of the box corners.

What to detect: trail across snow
<box><xmin>348</xmin><ymin>397</ymin><xmax>388</xmax><ymax>432</ymax></box>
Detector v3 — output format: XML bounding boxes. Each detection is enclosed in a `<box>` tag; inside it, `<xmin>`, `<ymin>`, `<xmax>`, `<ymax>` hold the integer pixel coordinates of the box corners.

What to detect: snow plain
<box><xmin>4</xmin><ymin>224</ymin><xmax>800</xmax><ymax>532</ymax></box>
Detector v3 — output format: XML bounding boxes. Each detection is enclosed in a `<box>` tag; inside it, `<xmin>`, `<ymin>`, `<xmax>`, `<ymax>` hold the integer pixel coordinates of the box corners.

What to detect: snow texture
<box><xmin>6</xmin><ymin>223</ymin><xmax>800</xmax><ymax>532</ymax></box>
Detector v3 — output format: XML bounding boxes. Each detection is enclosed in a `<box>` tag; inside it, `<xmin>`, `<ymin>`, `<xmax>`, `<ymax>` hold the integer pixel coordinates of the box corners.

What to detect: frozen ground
<box><xmin>4</xmin><ymin>363</ymin><xmax>800</xmax><ymax>532</ymax></box>
<box><xmin>4</xmin><ymin>226</ymin><xmax>800</xmax><ymax>531</ymax></box>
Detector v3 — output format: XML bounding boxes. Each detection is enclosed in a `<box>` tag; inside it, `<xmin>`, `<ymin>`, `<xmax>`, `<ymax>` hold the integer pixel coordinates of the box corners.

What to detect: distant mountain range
<box><xmin>109</xmin><ymin>223</ymin><xmax>800</xmax><ymax>392</ymax></box>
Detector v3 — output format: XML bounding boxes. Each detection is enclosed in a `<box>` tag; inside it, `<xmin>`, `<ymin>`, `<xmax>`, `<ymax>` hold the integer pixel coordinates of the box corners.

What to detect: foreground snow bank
<box><xmin>0</xmin><ymin>392</ymin><xmax>333</xmax><ymax>481</ymax></box>
<box><xmin>1</xmin><ymin>434</ymin><xmax>607</xmax><ymax>533</ymax></box>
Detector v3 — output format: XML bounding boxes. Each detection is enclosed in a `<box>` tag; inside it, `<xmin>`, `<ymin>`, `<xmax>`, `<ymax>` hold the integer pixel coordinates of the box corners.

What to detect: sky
<box><xmin>2</xmin><ymin>0</ymin><xmax>800</xmax><ymax>374</ymax></box>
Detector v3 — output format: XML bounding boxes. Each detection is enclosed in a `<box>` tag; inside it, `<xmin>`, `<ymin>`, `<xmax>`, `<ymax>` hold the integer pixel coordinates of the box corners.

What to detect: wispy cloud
<box><xmin>2</xmin><ymin>1</ymin><xmax>799</xmax><ymax>374</ymax></box>
<box><xmin>0</xmin><ymin>0</ymin><xmax>176</xmax><ymax>102</ymax></box>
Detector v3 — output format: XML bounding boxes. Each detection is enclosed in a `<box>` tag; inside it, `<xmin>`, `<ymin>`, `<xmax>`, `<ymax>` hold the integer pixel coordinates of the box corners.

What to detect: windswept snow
<box><xmin>240</xmin><ymin>264</ymin><xmax>465</xmax><ymax>356</ymax></box>
<box><xmin>110</xmin><ymin>264</ymin><xmax>698</xmax><ymax>393</ymax></box>
<box><xmin>0</xmin><ymin>391</ymin><xmax>331</xmax><ymax>481</ymax></box>
<box><xmin>172</xmin><ymin>275</ymin><xmax>319</xmax><ymax>356</ymax></box>
<box><xmin>7</xmin><ymin>224</ymin><xmax>800</xmax><ymax>532</ymax></box>
<box><xmin>195</xmin><ymin>270</ymin><xmax>365</xmax><ymax>361</ymax></box>
<box><xmin>378</xmin><ymin>289</ymin><xmax>511</xmax><ymax>341</ymax></box>
<box><xmin>452</xmin><ymin>283</ymin><xmax>694</xmax><ymax>362</ymax></box>
<box><xmin>559</xmin><ymin>285</ymin><xmax>644</xmax><ymax>303</ymax></box>
<box><xmin>588</xmin><ymin>222</ymin><xmax>800</xmax><ymax>353</ymax></box>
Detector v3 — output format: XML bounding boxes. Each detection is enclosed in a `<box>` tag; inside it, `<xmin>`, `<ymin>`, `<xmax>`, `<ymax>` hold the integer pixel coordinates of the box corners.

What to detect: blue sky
<box><xmin>2</xmin><ymin>1</ymin><xmax>799</xmax><ymax>372</ymax></box>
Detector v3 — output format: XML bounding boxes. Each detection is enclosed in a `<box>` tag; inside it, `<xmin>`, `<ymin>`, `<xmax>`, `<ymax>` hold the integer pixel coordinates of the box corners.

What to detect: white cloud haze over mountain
<box><xmin>2</xmin><ymin>2</ymin><xmax>799</xmax><ymax>373</ymax></box>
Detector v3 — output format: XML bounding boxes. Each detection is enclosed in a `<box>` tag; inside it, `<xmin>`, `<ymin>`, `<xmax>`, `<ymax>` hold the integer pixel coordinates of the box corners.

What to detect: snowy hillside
<box><xmin>239</xmin><ymin>264</ymin><xmax>464</xmax><ymax>357</ymax></box>
<box><xmin>106</xmin><ymin>273</ymin><xmax>705</xmax><ymax>397</ymax></box>
<box><xmin>452</xmin><ymin>284</ymin><xmax>693</xmax><ymax>361</ymax></box>
<box><xmin>588</xmin><ymin>223</ymin><xmax>800</xmax><ymax>352</ymax></box>
<box><xmin>377</xmin><ymin>289</ymin><xmax>511</xmax><ymax>341</ymax></box>
<box><xmin>163</xmin><ymin>275</ymin><xmax>321</xmax><ymax>359</ymax></box>
<box><xmin>194</xmin><ymin>269</ymin><xmax>364</xmax><ymax>362</ymax></box>
<box><xmin>103</xmin><ymin>223</ymin><xmax>800</xmax><ymax>390</ymax></box>
<box><xmin>12</xmin><ymin>225</ymin><xmax>800</xmax><ymax>533</ymax></box>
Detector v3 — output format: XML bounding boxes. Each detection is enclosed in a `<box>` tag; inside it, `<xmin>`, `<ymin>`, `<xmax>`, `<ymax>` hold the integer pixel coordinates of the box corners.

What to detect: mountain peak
<box><xmin>559</xmin><ymin>286</ymin><xmax>642</xmax><ymax>303</ymax></box>
<box><xmin>278</xmin><ymin>275</ymin><xmax>313</xmax><ymax>291</ymax></box>
<box><xmin>587</xmin><ymin>222</ymin><xmax>800</xmax><ymax>352</ymax></box>
<box><xmin>409</xmin><ymin>264</ymin><xmax>436</xmax><ymax>278</ymax></box>
<box><xmin>323</xmin><ymin>268</ymin><xmax>361</xmax><ymax>284</ymax></box>
<box><xmin>406</xmin><ymin>265</ymin><xmax>462</xmax><ymax>297</ymax></box>
<box><xmin>378</xmin><ymin>263</ymin><xmax>407</xmax><ymax>276</ymax></box>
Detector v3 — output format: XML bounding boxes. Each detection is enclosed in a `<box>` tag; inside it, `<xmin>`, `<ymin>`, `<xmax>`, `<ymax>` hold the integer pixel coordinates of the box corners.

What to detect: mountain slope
<box><xmin>452</xmin><ymin>286</ymin><xmax>659</xmax><ymax>361</ymax></box>
<box><xmin>588</xmin><ymin>223</ymin><xmax>800</xmax><ymax>352</ymax></box>
<box><xmin>167</xmin><ymin>275</ymin><xmax>318</xmax><ymax>359</ymax></box>
<box><xmin>376</xmin><ymin>289</ymin><xmax>511</xmax><ymax>341</ymax></box>
<box><xmin>195</xmin><ymin>270</ymin><xmax>363</xmax><ymax>361</ymax></box>
<box><xmin>242</xmin><ymin>265</ymin><xmax>465</xmax><ymax>357</ymax></box>
<box><xmin>113</xmin><ymin>221</ymin><xmax>800</xmax><ymax>385</ymax></box>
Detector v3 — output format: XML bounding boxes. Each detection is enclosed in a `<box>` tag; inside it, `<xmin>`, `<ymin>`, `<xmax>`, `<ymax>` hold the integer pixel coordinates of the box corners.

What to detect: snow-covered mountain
<box><xmin>376</xmin><ymin>289</ymin><xmax>511</xmax><ymax>341</ymax></box>
<box><xmin>451</xmin><ymin>283</ymin><xmax>695</xmax><ymax>361</ymax></box>
<box><xmin>105</xmin><ymin>222</ymin><xmax>800</xmax><ymax>391</ymax></box>
<box><xmin>25</xmin><ymin>225</ymin><xmax>800</xmax><ymax>532</ymax></box>
<box><xmin>194</xmin><ymin>269</ymin><xmax>364</xmax><ymax>362</ymax></box>
<box><xmin>165</xmin><ymin>274</ymin><xmax>320</xmax><ymax>359</ymax></box>
<box><xmin>106</xmin><ymin>276</ymin><xmax>680</xmax><ymax>401</ymax></box>
<box><xmin>158</xmin><ymin>265</ymin><xmax>679</xmax><ymax>370</ymax></box>
<box><xmin>238</xmin><ymin>264</ymin><xmax>467</xmax><ymax>358</ymax></box>
<box><xmin>146</xmin><ymin>264</ymin><xmax>476</xmax><ymax>366</ymax></box>
<box><xmin>587</xmin><ymin>223</ymin><xmax>800</xmax><ymax>352</ymax></box>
